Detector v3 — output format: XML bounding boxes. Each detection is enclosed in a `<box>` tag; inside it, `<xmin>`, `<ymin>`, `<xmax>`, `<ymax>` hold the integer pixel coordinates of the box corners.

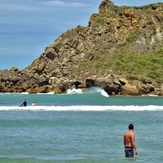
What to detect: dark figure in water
<box><xmin>21</xmin><ymin>99</ymin><xmax>27</xmax><ymax>107</ymax></box>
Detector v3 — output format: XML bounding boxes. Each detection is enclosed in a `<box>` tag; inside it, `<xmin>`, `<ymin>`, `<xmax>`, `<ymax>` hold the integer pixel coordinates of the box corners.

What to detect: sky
<box><xmin>0</xmin><ymin>0</ymin><xmax>162</xmax><ymax>70</ymax></box>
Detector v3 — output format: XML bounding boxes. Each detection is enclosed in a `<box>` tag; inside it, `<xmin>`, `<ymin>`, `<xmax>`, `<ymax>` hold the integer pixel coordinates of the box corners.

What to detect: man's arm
<box><xmin>123</xmin><ymin>134</ymin><xmax>125</xmax><ymax>146</ymax></box>
<box><xmin>131</xmin><ymin>134</ymin><xmax>138</xmax><ymax>155</ymax></box>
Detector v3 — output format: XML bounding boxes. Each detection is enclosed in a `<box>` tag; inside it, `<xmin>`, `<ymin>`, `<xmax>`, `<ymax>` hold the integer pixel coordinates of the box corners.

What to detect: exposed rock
<box><xmin>147</xmin><ymin>84</ymin><xmax>155</xmax><ymax>92</ymax></box>
<box><xmin>11</xmin><ymin>76</ymin><xmax>21</xmax><ymax>82</ymax></box>
<box><xmin>121</xmin><ymin>84</ymin><xmax>140</xmax><ymax>95</ymax></box>
<box><xmin>0</xmin><ymin>69</ymin><xmax>14</xmax><ymax>77</ymax></box>
<box><xmin>141</xmin><ymin>77</ymin><xmax>152</xmax><ymax>84</ymax></box>
<box><xmin>37</xmin><ymin>62</ymin><xmax>46</xmax><ymax>72</ymax></box>
<box><xmin>123</xmin><ymin>9</ymin><xmax>136</xmax><ymax>18</ymax></box>
<box><xmin>38</xmin><ymin>76</ymin><xmax>49</xmax><ymax>86</ymax></box>
<box><xmin>99</xmin><ymin>0</ymin><xmax>114</xmax><ymax>14</ymax></box>
<box><xmin>45</xmin><ymin>48</ymin><xmax>56</xmax><ymax>60</ymax></box>
<box><xmin>0</xmin><ymin>0</ymin><xmax>163</xmax><ymax>96</ymax></box>
<box><xmin>49</xmin><ymin>77</ymin><xmax>56</xmax><ymax>86</ymax></box>
<box><xmin>10</xmin><ymin>66</ymin><xmax>19</xmax><ymax>72</ymax></box>
<box><xmin>28</xmin><ymin>86</ymin><xmax>47</xmax><ymax>93</ymax></box>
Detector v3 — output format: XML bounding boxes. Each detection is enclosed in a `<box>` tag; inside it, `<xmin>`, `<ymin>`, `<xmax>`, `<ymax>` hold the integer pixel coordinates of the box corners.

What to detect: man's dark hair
<box><xmin>128</xmin><ymin>124</ymin><xmax>134</xmax><ymax>130</ymax></box>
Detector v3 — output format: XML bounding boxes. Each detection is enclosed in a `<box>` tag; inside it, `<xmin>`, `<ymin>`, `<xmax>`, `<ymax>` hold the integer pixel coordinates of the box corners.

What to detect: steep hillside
<box><xmin>1</xmin><ymin>0</ymin><xmax>163</xmax><ymax>95</ymax></box>
<box><xmin>27</xmin><ymin>0</ymin><xmax>163</xmax><ymax>84</ymax></box>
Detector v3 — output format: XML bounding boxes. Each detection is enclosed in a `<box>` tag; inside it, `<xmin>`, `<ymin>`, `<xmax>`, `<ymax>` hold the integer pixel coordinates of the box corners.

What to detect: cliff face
<box><xmin>1</xmin><ymin>0</ymin><xmax>163</xmax><ymax>95</ymax></box>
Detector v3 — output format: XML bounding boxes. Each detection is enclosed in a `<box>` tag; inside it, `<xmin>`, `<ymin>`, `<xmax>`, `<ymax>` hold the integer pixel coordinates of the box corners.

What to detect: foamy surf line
<box><xmin>0</xmin><ymin>105</ymin><xmax>163</xmax><ymax>111</ymax></box>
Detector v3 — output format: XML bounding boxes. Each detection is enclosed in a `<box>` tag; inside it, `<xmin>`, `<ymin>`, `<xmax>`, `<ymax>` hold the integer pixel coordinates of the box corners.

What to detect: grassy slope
<box><xmin>75</xmin><ymin>3</ymin><xmax>163</xmax><ymax>87</ymax></box>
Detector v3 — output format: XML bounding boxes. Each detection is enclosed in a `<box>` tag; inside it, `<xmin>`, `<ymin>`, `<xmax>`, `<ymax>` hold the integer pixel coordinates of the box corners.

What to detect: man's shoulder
<box><xmin>125</xmin><ymin>131</ymin><xmax>134</xmax><ymax>136</ymax></box>
<box><xmin>124</xmin><ymin>131</ymin><xmax>129</xmax><ymax>137</ymax></box>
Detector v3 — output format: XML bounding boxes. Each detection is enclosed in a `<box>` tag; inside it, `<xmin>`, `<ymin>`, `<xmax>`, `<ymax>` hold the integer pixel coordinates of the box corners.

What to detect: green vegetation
<box><xmin>127</xmin><ymin>29</ymin><xmax>139</xmax><ymax>42</ymax></box>
<box><xmin>78</xmin><ymin>51</ymin><xmax>163</xmax><ymax>85</ymax></box>
<box><xmin>117</xmin><ymin>42</ymin><xmax>127</xmax><ymax>48</ymax></box>
<box><xmin>133</xmin><ymin>2</ymin><xmax>163</xmax><ymax>9</ymax></box>
<box><xmin>94</xmin><ymin>54</ymin><xmax>100</xmax><ymax>60</ymax></box>
<box><xmin>72</xmin><ymin>2</ymin><xmax>163</xmax><ymax>87</ymax></box>
<box><xmin>157</xmin><ymin>48</ymin><xmax>163</xmax><ymax>54</ymax></box>
<box><xmin>146</xmin><ymin>71</ymin><xmax>162</xmax><ymax>79</ymax></box>
<box><xmin>92</xmin><ymin>23</ymin><xmax>100</xmax><ymax>29</ymax></box>
<box><xmin>96</xmin><ymin>17</ymin><xmax>104</xmax><ymax>23</ymax></box>
<box><xmin>92</xmin><ymin>16</ymin><xmax>104</xmax><ymax>29</ymax></box>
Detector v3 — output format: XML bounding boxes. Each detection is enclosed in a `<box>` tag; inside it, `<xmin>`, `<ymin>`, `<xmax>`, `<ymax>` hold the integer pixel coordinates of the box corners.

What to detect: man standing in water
<box><xmin>124</xmin><ymin>124</ymin><xmax>138</xmax><ymax>157</ymax></box>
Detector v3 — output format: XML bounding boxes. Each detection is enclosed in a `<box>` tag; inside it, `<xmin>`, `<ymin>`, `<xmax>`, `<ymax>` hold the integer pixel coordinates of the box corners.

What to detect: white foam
<box><xmin>88</xmin><ymin>86</ymin><xmax>109</xmax><ymax>97</ymax></box>
<box><xmin>0</xmin><ymin>105</ymin><xmax>162</xmax><ymax>111</ymax></box>
<box><xmin>37</xmin><ymin>92</ymin><xmax>54</xmax><ymax>94</ymax></box>
<box><xmin>101</xmin><ymin>90</ymin><xmax>109</xmax><ymax>97</ymax></box>
<box><xmin>0</xmin><ymin>92</ymin><xmax>29</xmax><ymax>95</ymax></box>
<box><xmin>66</xmin><ymin>88</ymin><xmax>83</xmax><ymax>94</ymax></box>
<box><xmin>147</xmin><ymin>94</ymin><xmax>158</xmax><ymax>97</ymax></box>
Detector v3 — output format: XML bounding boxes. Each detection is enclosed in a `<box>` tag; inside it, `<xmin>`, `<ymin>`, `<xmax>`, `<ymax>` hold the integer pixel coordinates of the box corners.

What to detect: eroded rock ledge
<box><xmin>0</xmin><ymin>68</ymin><xmax>163</xmax><ymax>95</ymax></box>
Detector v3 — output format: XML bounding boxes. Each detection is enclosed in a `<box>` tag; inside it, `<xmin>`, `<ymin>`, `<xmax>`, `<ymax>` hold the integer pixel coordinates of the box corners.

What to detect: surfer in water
<box><xmin>21</xmin><ymin>99</ymin><xmax>27</xmax><ymax>107</ymax></box>
<box><xmin>124</xmin><ymin>124</ymin><xmax>138</xmax><ymax>158</ymax></box>
<box><xmin>32</xmin><ymin>102</ymin><xmax>36</xmax><ymax>106</ymax></box>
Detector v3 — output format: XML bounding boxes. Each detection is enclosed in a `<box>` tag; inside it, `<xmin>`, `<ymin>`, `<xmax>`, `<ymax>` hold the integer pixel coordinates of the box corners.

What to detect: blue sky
<box><xmin>0</xmin><ymin>0</ymin><xmax>162</xmax><ymax>70</ymax></box>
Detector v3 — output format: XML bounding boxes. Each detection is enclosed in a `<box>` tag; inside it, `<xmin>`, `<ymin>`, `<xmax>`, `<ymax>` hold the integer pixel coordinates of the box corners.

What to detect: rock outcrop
<box><xmin>1</xmin><ymin>0</ymin><xmax>163</xmax><ymax>96</ymax></box>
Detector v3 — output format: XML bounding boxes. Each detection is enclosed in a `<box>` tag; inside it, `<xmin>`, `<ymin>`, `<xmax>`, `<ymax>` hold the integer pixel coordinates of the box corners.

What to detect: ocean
<box><xmin>0</xmin><ymin>87</ymin><xmax>163</xmax><ymax>163</ymax></box>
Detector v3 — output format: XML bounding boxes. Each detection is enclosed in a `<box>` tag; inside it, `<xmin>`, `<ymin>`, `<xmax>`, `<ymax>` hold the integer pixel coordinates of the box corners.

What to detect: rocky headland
<box><xmin>1</xmin><ymin>0</ymin><xmax>163</xmax><ymax>96</ymax></box>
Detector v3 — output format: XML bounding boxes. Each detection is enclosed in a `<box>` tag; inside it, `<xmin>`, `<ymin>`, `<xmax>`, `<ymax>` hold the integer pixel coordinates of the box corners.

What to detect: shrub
<box><xmin>107</xmin><ymin>61</ymin><xmax>113</xmax><ymax>67</ymax></box>
<box><xmin>96</xmin><ymin>17</ymin><xmax>103</xmax><ymax>23</ymax></box>
<box><xmin>128</xmin><ymin>75</ymin><xmax>139</xmax><ymax>80</ymax></box>
<box><xmin>138</xmin><ymin>60</ymin><xmax>148</xmax><ymax>66</ymax></box>
<box><xmin>95</xmin><ymin>63</ymin><xmax>103</xmax><ymax>67</ymax></box>
<box><xmin>157</xmin><ymin>48</ymin><xmax>163</xmax><ymax>54</ymax></box>
<box><xmin>94</xmin><ymin>55</ymin><xmax>100</xmax><ymax>60</ymax></box>
<box><xmin>156</xmin><ymin>78</ymin><xmax>162</xmax><ymax>83</ymax></box>
<box><xmin>146</xmin><ymin>71</ymin><xmax>162</xmax><ymax>79</ymax></box>
<box><xmin>127</xmin><ymin>29</ymin><xmax>138</xmax><ymax>42</ymax></box>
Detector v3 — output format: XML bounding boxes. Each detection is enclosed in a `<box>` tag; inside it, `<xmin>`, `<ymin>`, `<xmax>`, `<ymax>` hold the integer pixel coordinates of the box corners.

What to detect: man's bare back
<box><xmin>124</xmin><ymin>124</ymin><xmax>138</xmax><ymax>157</ymax></box>
<box><xmin>124</xmin><ymin>130</ymin><xmax>135</xmax><ymax>147</ymax></box>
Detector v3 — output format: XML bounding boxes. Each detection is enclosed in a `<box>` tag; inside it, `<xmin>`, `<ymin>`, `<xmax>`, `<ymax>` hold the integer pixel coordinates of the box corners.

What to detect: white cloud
<box><xmin>0</xmin><ymin>1</ymin><xmax>91</xmax><ymax>14</ymax></box>
<box><xmin>41</xmin><ymin>1</ymin><xmax>91</xmax><ymax>7</ymax></box>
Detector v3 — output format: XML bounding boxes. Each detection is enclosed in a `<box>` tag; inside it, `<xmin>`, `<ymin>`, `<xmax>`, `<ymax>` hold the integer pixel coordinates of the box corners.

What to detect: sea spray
<box><xmin>88</xmin><ymin>86</ymin><xmax>109</xmax><ymax>97</ymax></box>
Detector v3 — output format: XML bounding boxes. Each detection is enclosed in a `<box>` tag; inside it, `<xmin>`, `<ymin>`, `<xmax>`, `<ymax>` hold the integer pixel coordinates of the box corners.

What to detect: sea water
<box><xmin>0</xmin><ymin>87</ymin><xmax>163</xmax><ymax>163</ymax></box>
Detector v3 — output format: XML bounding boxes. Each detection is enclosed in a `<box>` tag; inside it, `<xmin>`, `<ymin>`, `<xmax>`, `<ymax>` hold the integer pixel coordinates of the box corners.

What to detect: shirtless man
<box><xmin>124</xmin><ymin>124</ymin><xmax>138</xmax><ymax>157</ymax></box>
